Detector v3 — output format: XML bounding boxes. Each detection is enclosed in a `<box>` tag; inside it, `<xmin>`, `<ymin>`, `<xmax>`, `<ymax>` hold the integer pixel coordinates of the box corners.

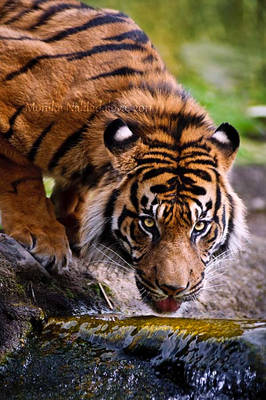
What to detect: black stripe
<box><xmin>8</xmin><ymin>177</ymin><xmax>40</xmax><ymax>194</ymax></box>
<box><xmin>215</xmin><ymin>207</ymin><xmax>234</xmax><ymax>255</ymax></box>
<box><xmin>178</xmin><ymin>195</ymin><xmax>203</xmax><ymax>208</ymax></box>
<box><xmin>180</xmin><ymin>141</ymin><xmax>212</xmax><ymax>152</ymax></box>
<box><xmin>222</xmin><ymin>205</ymin><xmax>226</xmax><ymax>228</ymax></box>
<box><xmin>144</xmin><ymin>140</ymin><xmax>176</xmax><ymax>151</ymax></box>
<box><xmin>48</xmin><ymin>123</ymin><xmax>87</xmax><ymax>170</ymax></box>
<box><xmin>141</xmin><ymin>195</ymin><xmax>148</xmax><ymax>208</ymax></box>
<box><xmin>142</xmin><ymin>167</ymin><xmax>177</xmax><ymax>181</ymax></box>
<box><xmin>130</xmin><ymin>181</ymin><xmax>139</xmax><ymax>213</ymax></box>
<box><xmin>130</xmin><ymin>221</ymin><xmax>142</xmax><ymax>245</ymax></box>
<box><xmin>5</xmin><ymin>54</ymin><xmax>49</xmax><ymax>81</ymax></box>
<box><xmin>136</xmin><ymin>157</ymin><xmax>173</xmax><ymax>166</ymax></box>
<box><xmin>138</xmin><ymin>81</ymin><xmax>183</xmax><ymax>98</ymax></box>
<box><xmin>175</xmin><ymin>113</ymin><xmax>206</xmax><ymax>141</ymax></box>
<box><xmin>104</xmin><ymin>189</ymin><xmax>120</xmax><ymax>220</ymax></box>
<box><xmin>4</xmin><ymin>0</ymin><xmax>53</xmax><ymax>25</ymax></box>
<box><xmin>207</xmin><ymin>227</ymin><xmax>218</xmax><ymax>244</ymax></box>
<box><xmin>218</xmin><ymin>194</ymin><xmax>234</xmax><ymax>253</ymax></box>
<box><xmin>178</xmin><ymin>151</ymin><xmax>212</xmax><ymax>160</ymax></box>
<box><xmin>44</xmin><ymin>14</ymin><xmax>127</xmax><ymax>43</ymax></box>
<box><xmin>66</xmin><ymin>42</ymin><xmax>145</xmax><ymax>61</ymax></box>
<box><xmin>83</xmin><ymin>163</ymin><xmax>111</xmax><ymax>188</ymax></box>
<box><xmin>5</xmin><ymin>106</ymin><xmax>24</xmax><ymax>139</ymax></box>
<box><xmin>5</xmin><ymin>43</ymin><xmax>145</xmax><ymax>81</ymax></box>
<box><xmin>182</xmin><ymin>168</ymin><xmax>212</xmax><ymax>182</ymax></box>
<box><xmin>184</xmin><ymin>185</ymin><xmax>206</xmax><ymax>196</ymax></box>
<box><xmin>90</xmin><ymin>67</ymin><xmax>143</xmax><ymax>81</ymax></box>
<box><xmin>155</xmin><ymin>124</ymin><xmax>173</xmax><ymax>135</ymax></box>
<box><xmin>113</xmin><ymin>228</ymin><xmax>127</xmax><ymax>243</ymax></box>
<box><xmin>29</xmin><ymin>3</ymin><xmax>92</xmax><ymax>30</ymax></box>
<box><xmin>118</xmin><ymin>206</ymin><xmax>137</xmax><ymax>230</ymax></box>
<box><xmin>185</xmin><ymin>159</ymin><xmax>217</xmax><ymax>167</ymax></box>
<box><xmin>34</xmin><ymin>0</ymin><xmax>55</xmax><ymax>5</ymax></box>
<box><xmin>227</xmin><ymin>196</ymin><xmax>234</xmax><ymax>235</ymax></box>
<box><xmin>163</xmin><ymin>206</ymin><xmax>172</xmax><ymax>219</ymax></box>
<box><xmin>27</xmin><ymin>122</ymin><xmax>54</xmax><ymax>162</ymax></box>
<box><xmin>184</xmin><ymin>204</ymin><xmax>192</xmax><ymax>224</ymax></box>
<box><xmin>214</xmin><ymin>183</ymin><xmax>221</xmax><ymax>216</ymax></box>
<box><xmin>136</xmin><ymin>274</ymin><xmax>158</xmax><ymax>292</ymax></box>
<box><xmin>0</xmin><ymin>0</ymin><xmax>17</xmax><ymax>20</ymax></box>
<box><xmin>4</xmin><ymin>9</ymin><xmax>33</xmax><ymax>25</ymax></box>
<box><xmin>146</xmin><ymin>151</ymin><xmax>177</xmax><ymax>162</ymax></box>
<box><xmin>142</xmin><ymin>54</ymin><xmax>156</xmax><ymax>64</ymax></box>
<box><xmin>150</xmin><ymin>184</ymin><xmax>175</xmax><ymax>194</ymax></box>
<box><xmin>129</xmin><ymin>221</ymin><xmax>137</xmax><ymax>243</ymax></box>
<box><xmin>205</xmin><ymin>200</ymin><xmax>213</xmax><ymax>211</ymax></box>
<box><xmin>181</xmin><ymin>175</ymin><xmax>195</xmax><ymax>186</ymax></box>
<box><xmin>104</xmin><ymin>29</ymin><xmax>149</xmax><ymax>44</ymax></box>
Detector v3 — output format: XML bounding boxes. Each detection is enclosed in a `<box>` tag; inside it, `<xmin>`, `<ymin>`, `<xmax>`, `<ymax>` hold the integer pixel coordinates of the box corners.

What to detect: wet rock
<box><xmin>231</xmin><ymin>165</ymin><xmax>266</xmax><ymax>212</ymax></box>
<box><xmin>0</xmin><ymin>234</ymin><xmax>106</xmax><ymax>361</ymax></box>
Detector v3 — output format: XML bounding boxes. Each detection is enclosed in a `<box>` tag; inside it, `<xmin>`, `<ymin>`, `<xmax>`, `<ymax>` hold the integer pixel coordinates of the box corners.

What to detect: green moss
<box><xmin>101</xmin><ymin>283</ymin><xmax>113</xmax><ymax>297</ymax></box>
<box><xmin>15</xmin><ymin>283</ymin><xmax>26</xmax><ymax>297</ymax></box>
<box><xmin>0</xmin><ymin>275</ymin><xmax>26</xmax><ymax>299</ymax></box>
<box><xmin>65</xmin><ymin>288</ymin><xmax>75</xmax><ymax>300</ymax></box>
<box><xmin>89</xmin><ymin>283</ymin><xmax>101</xmax><ymax>297</ymax></box>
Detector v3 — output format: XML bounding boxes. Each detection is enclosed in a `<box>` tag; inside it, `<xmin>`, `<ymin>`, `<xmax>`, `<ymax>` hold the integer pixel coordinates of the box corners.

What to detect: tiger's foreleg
<box><xmin>0</xmin><ymin>137</ymin><xmax>71</xmax><ymax>272</ymax></box>
<box><xmin>51</xmin><ymin>183</ymin><xmax>88</xmax><ymax>255</ymax></box>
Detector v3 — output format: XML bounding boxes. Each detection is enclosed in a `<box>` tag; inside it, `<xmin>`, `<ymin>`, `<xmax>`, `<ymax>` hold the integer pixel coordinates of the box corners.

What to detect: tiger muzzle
<box><xmin>136</xmin><ymin>239</ymin><xmax>205</xmax><ymax>313</ymax></box>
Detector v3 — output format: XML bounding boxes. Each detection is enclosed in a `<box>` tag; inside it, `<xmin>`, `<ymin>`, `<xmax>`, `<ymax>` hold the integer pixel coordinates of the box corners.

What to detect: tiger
<box><xmin>0</xmin><ymin>0</ymin><xmax>247</xmax><ymax>314</ymax></box>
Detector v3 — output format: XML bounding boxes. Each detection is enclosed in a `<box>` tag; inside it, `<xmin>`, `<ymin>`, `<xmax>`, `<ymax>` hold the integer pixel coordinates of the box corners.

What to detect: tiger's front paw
<box><xmin>9</xmin><ymin>221</ymin><xmax>72</xmax><ymax>274</ymax></box>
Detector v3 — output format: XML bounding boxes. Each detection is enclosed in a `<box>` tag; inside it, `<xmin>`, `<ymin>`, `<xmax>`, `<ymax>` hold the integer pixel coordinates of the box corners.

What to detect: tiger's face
<box><xmin>109</xmin><ymin>159</ymin><xmax>231</xmax><ymax>313</ymax></box>
<box><xmin>83</xmin><ymin>118</ymin><xmax>246</xmax><ymax>314</ymax></box>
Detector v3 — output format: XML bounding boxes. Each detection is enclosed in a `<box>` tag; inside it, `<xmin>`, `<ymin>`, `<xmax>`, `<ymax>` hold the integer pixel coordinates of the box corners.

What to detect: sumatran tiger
<box><xmin>0</xmin><ymin>0</ymin><xmax>247</xmax><ymax>313</ymax></box>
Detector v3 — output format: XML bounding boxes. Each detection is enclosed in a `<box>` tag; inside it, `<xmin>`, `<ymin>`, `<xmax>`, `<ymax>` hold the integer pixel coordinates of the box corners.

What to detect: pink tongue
<box><xmin>156</xmin><ymin>297</ymin><xmax>181</xmax><ymax>313</ymax></box>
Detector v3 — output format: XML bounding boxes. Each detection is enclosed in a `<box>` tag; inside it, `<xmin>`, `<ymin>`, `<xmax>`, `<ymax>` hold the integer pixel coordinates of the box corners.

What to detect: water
<box><xmin>1</xmin><ymin>316</ymin><xmax>265</xmax><ymax>399</ymax></box>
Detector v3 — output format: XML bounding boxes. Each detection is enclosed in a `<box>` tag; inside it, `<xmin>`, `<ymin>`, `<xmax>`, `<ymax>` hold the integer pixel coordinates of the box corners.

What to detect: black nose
<box><xmin>159</xmin><ymin>282</ymin><xmax>189</xmax><ymax>296</ymax></box>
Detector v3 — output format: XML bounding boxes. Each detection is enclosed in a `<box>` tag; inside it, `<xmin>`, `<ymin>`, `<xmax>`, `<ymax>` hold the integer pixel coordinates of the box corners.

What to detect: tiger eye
<box><xmin>194</xmin><ymin>221</ymin><xmax>206</xmax><ymax>232</ymax></box>
<box><xmin>143</xmin><ymin>217</ymin><xmax>155</xmax><ymax>228</ymax></box>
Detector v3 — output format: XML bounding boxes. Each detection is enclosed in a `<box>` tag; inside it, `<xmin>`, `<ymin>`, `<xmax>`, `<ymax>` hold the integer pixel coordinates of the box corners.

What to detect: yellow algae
<box><xmin>43</xmin><ymin>315</ymin><xmax>266</xmax><ymax>343</ymax></box>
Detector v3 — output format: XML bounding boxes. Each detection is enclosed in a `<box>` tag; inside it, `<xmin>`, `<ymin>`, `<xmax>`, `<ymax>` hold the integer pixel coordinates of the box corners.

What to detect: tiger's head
<box><xmin>82</xmin><ymin>116</ymin><xmax>247</xmax><ymax>314</ymax></box>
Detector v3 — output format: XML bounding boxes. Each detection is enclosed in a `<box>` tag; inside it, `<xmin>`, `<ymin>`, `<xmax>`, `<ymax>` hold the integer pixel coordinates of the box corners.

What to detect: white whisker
<box><xmin>90</xmin><ymin>243</ymin><xmax>132</xmax><ymax>273</ymax></box>
<box><xmin>98</xmin><ymin>242</ymin><xmax>134</xmax><ymax>271</ymax></box>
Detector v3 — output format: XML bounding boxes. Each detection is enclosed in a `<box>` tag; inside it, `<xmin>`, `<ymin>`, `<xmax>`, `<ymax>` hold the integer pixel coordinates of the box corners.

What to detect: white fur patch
<box><xmin>212</xmin><ymin>130</ymin><xmax>230</xmax><ymax>145</ymax></box>
<box><xmin>114</xmin><ymin>126</ymin><xmax>133</xmax><ymax>142</ymax></box>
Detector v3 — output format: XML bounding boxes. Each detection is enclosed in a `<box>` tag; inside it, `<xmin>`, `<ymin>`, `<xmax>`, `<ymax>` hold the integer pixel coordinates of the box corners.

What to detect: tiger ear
<box><xmin>104</xmin><ymin>118</ymin><xmax>138</xmax><ymax>155</ymax></box>
<box><xmin>210</xmin><ymin>123</ymin><xmax>240</xmax><ymax>170</ymax></box>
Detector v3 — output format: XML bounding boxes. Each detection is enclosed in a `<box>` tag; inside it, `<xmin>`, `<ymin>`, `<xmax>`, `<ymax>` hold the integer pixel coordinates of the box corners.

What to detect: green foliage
<box><xmin>43</xmin><ymin>178</ymin><xmax>54</xmax><ymax>198</ymax></box>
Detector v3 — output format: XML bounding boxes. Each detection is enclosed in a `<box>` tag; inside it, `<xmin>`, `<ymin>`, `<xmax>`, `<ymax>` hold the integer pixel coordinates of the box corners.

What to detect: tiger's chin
<box><xmin>135</xmin><ymin>280</ymin><xmax>182</xmax><ymax>314</ymax></box>
<box><xmin>154</xmin><ymin>297</ymin><xmax>182</xmax><ymax>313</ymax></box>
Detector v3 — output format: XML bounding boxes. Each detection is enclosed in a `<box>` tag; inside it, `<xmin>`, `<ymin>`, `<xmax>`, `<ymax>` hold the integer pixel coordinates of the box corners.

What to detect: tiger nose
<box><xmin>159</xmin><ymin>283</ymin><xmax>189</xmax><ymax>296</ymax></box>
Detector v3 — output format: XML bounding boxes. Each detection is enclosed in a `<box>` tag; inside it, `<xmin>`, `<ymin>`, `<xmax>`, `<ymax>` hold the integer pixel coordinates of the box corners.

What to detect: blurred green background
<box><xmin>85</xmin><ymin>0</ymin><xmax>266</xmax><ymax>164</ymax></box>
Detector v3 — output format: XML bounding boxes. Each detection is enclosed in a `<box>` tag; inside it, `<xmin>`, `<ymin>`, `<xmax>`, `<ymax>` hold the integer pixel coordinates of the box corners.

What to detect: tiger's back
<box><xmin>0</xmin><ymin>0</ymin><xmax>166</xmax><ymax>177</ymax></box>
<box><xmin>0</xmin><ymin>0</ymin><xmax>247</xmax><ymax>314</ymax></box>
